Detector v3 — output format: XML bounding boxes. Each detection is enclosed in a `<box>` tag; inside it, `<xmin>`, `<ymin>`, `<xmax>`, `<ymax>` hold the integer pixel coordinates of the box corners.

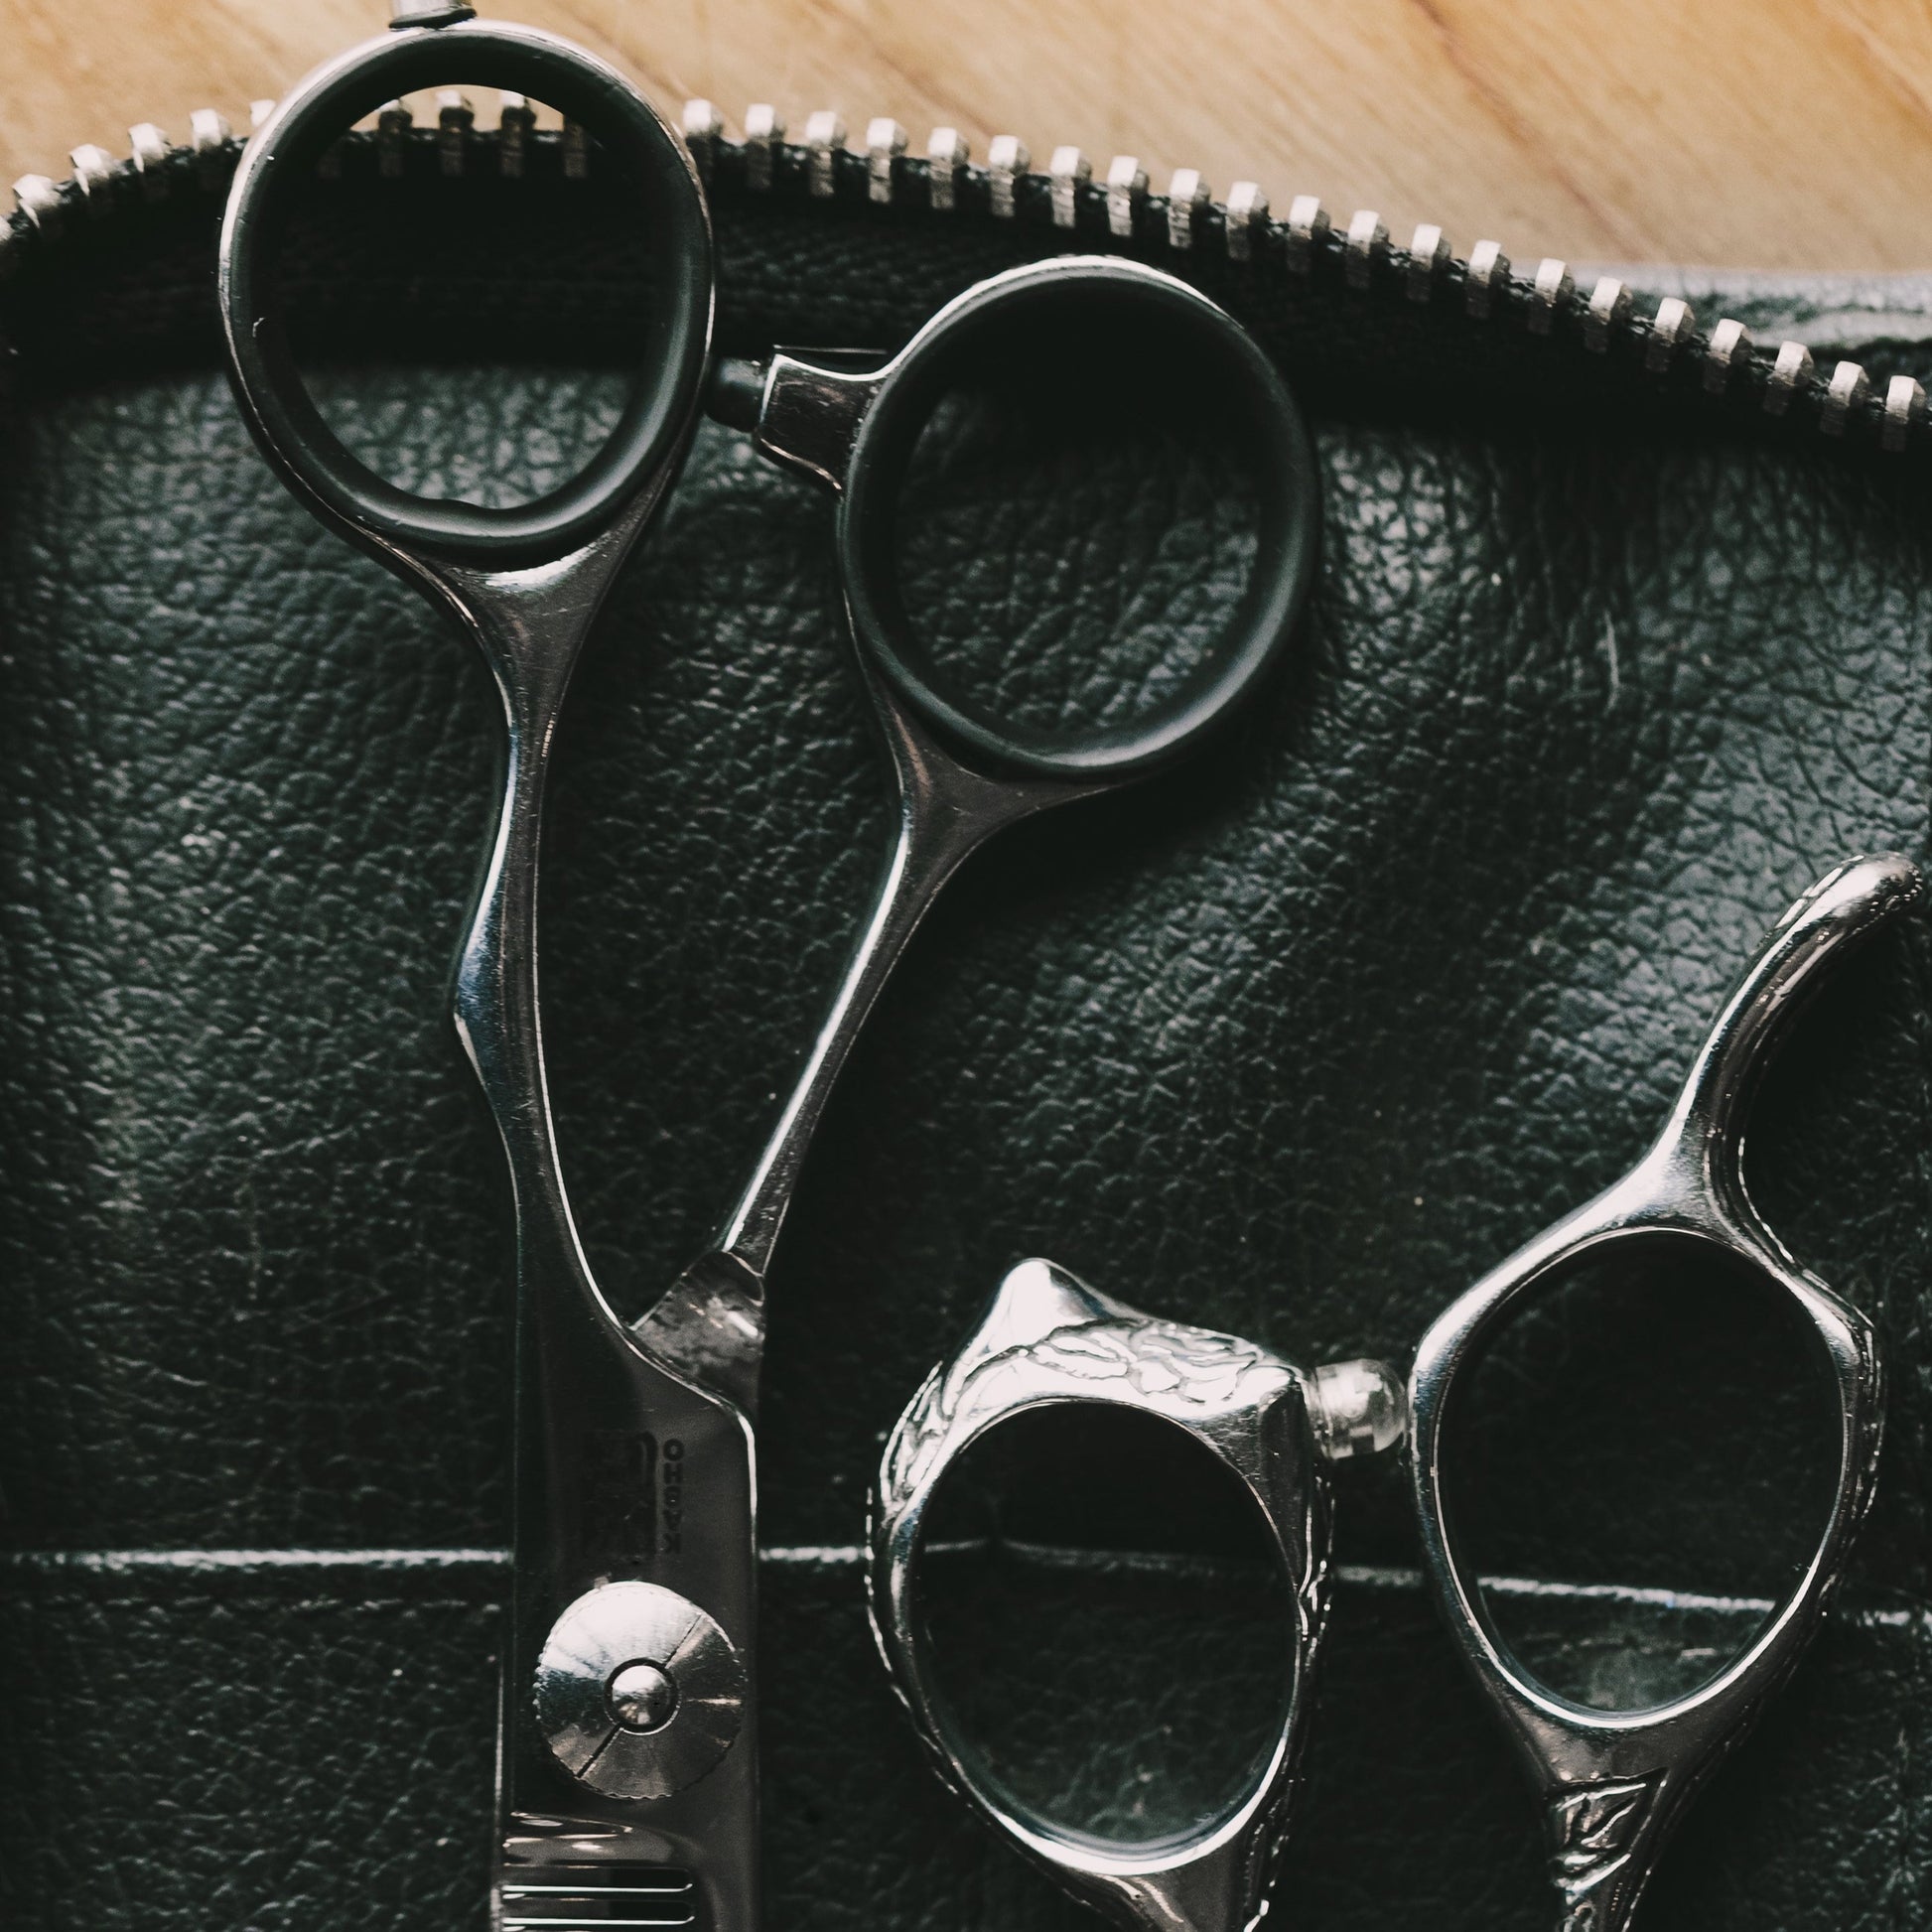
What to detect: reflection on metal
<box><xmin>536</xmin><ymin>1584</ymin><xmax>746</xmax><ymax>1801</ymax></box>
<box><xmin>1411</xmin><ymin>854</ymin><xmax>1922</xmax><ymax>1932</ymax></box>
<box><xmin>221</xmin><ymin>26</ymin><xmax>1319</xmax><ymax>1917</ymax></box>
<box><xmin>872</xmin><ymin>1258</ymin><xmax>1404</xmax><ymax>1932</ymax></box>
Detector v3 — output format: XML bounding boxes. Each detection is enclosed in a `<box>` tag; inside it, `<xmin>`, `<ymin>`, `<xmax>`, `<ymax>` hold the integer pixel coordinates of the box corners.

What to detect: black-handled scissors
<box><xmin>1411</xmin><ymin>854</ymin><xmax>1921</xmax><ymax>1932</ymax></box>
<box><xmin>219</xmin><ymin>11</ymin><xmax>1319</xmax><ymax>1923</ymax></box>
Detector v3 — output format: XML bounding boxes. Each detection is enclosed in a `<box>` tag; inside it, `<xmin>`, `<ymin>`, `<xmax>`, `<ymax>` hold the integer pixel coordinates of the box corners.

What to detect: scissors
<box><xmin>871</xmin><ymin>858</ymin><xmax>1919</xmax><ymax>1932</ymax></box>
<box><xmin>217</xmin><ymin>9</ymin><xmax>1321</xmax><ymax>1926</ymax></box>
<box><xmin>870</xmin><ymin>1261</ymin><xmax>1406</xmax><ymax>1932</ymax></box>
<box><xmin>1411</xmin><ymin>853</ymin><xmax>1920</xmax><ymax>1932</ymax></box>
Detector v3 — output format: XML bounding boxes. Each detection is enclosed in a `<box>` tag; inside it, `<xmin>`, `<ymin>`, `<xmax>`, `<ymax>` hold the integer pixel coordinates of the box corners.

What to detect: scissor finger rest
<box><xmin>871</xmin><ymin>1258</ymin><xmax>1403</xmax><ymax>1932</ymax></box>
<box><xmin>1410</xmin><ymin>853</ymin><xmax>1922</xmax><ymax>1932</ymax></box>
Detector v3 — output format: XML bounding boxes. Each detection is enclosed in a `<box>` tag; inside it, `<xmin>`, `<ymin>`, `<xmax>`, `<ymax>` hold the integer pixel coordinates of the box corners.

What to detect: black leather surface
<box><xmin>3</xmin><ymin>149</ymin><xmax>1932</xmax><ymax>1930</ymax></box>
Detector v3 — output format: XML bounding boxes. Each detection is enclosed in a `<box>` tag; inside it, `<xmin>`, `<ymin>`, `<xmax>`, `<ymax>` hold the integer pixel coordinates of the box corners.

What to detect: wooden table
<box><xmin>3</xmin><ymin>0</ymin><xmax>1930</xmax><ymax>272</ymax></box>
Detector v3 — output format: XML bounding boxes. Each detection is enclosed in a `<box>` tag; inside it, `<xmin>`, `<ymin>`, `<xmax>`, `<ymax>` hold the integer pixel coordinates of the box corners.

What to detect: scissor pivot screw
<box><xmin>607</xmin><ymin>1659</ymin><xmax>679</xmax><ymax>1733</ymax></box>
<box><xmin>1308</xmin><ymin>1357</ymin><xmax>1409</xmax><ymax>1460</ymax></box>
<box><xmin>535</xmin><ymin>1582</ymin><xmax>747</xmax><ymax>1800</ymax></box>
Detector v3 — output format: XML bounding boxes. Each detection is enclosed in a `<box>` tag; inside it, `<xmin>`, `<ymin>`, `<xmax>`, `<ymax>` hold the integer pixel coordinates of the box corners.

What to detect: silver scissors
<box><xmin>871</xmin><ymin>1262</ymin><xmax>1405</xmax><ymax>1932</ymax></box>
<box><xmin>870</xmin><ymin>857</ymin><xmax>1918</xmax><ymax>1932</ymax></box>
<box><xmin>1411</xmin><ymin>853</ymin><xmax>1921</xmax><ymax>1932</ymax></box>
<box><xmin>217</xmin><ymin>10</ymin><xmax>1322</xmax><ymax>1923</ymax></box>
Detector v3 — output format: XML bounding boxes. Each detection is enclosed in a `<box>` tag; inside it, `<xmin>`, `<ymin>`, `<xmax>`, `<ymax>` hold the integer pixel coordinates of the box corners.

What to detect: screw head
<box><xmin>535</xmin><ymin>1582</ymin><xmax>747</xmax><ymax>1800</ymax></box>
<box><xmin>607</xmin><ymin>1659</ymin><xmax>680</xmax><ymax>1733</ymax></box>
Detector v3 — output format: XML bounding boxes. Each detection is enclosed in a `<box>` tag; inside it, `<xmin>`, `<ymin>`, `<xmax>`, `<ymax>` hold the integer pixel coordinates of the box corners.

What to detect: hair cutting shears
<box><xmin>1411</xmin><ymin>853</ymin><xmax>1920</xmax><ymax>1932</ymax></box>
<box><xmin>871</xmin><ymin>859</ymin><xmax>1917</xmax><ymax>1932</ymax></box>
<box><xmin>871</xmin><ymin>1262</ymin><xmax>1405</xmax><ymax>1932</ymax></box>
<box><xmin>216</xmin><ymin>11</ymin><xmax>1322</xmax><ymax>1928</ymax></box>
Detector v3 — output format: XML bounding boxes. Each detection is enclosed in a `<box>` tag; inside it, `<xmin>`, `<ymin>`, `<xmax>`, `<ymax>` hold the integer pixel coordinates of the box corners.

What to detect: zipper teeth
<box><xmin>2</xmin><ymin>97</ymin><xmax>1923</xmax><ymax>455</ymax></box>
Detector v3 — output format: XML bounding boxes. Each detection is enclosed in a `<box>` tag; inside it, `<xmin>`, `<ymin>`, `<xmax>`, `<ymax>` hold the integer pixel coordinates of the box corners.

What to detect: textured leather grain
<box><xmin>3</xmin><ymin>144</ymin><xmax>1932</xmax><ymax>1931</ymax></box>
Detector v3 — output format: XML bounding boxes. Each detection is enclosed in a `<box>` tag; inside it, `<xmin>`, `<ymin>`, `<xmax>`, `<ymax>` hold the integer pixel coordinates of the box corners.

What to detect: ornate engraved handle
<box><xmin>1410</xmin><ymin>853</ymin><xmax>1922</xmax><ymax>1932</ymax></box>
<box><xmin>869</xmin><ymin>1258</ymin><xmax>1403</xmax><ymax>1932</ymax></box>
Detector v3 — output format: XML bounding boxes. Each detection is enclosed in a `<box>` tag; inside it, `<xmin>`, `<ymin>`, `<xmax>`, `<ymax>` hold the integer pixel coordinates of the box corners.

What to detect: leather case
<box><xmin>2</xmin><ymin>120</ymin><xmax>1929</xmax><ymax>1930</ymax></box>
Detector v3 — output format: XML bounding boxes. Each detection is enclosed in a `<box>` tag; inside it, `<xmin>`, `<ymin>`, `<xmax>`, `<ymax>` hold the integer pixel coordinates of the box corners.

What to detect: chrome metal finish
<box><xmin>1106</xmin><ymin>154</ymin><xmax>1148</xmax><ymax>237</ymax></box>
<box><xmin>191</xmin><ymin>106</ymin><xmax>233</xmax><ymax>186</ymax></box>
<box><xmin>804</xmin><ymin>110</ymin><xmax>846</xmax><ymax>197</ymax></box>
<box><xmin>1049</xmin><ymin>145</ymin><xmax>1090</xmax><ymax>227</ymax></box>
<box><xmin>392</xmin><ymin>0</ymin><xmax>478</xmax><ymax>22</ymax></box>
<box><xmin>1167</xmin><ymin>167</ymin><xmax>1209</xmax><ymax>248</ymax></box>
<box><xmin>11</xmin><ymin>174</ymin><xmax>61</xmax><ymax>230</ymax></box>
<box><xmin>645</xmin><ymin>358</ymin><xmax>1091</xmax><ymax>1380</ymax></box>
<box><xmin>681</xmin><ymin>99</ymin><xmax>723</xmax><ymax>183</ymax></box>
<box><xmin>68</xmin><ymin>144</ymin><xmax>114</xmax><ymax>188</ymax></box>
<box><xmin>1645</xmin><ymin>295</ymin><xmax>1695</xmax><ymax>371</ymax></box>
<box><xmin>1584</xmin><ymin>275</ymin><xmax>1630</xmax><ymax>351</ymax></box>
<box><xmin>1308</xmin><ymin>1358</ymin><xmax>1409</xmax><ymax>1459</ymax></box>
<box><xmin>1703</xmin><ymin>317</ymin><xmax>1751</xmax><ymax>393</ymax></box>
<box><xmin>1225</xmin><ymin>181</ymin><xmax>1267</xmax><ymax>261</ymax></box>
<box><xmin>127</xmin><ymin>120</ymin><xmax>170</xmax><ymax>185</ymax></box>
<box><xmin>437</xmin><ymin>90</ymin><xmax>474</xmax><ymax>175</ymax></box>
<box><xmin>610</xmin><ymin>1660</ymin><xmax>680</xmax><ymax>1733</ymax></box>
<box><xmin>743</xmin><ymin>104</ymin><xmax>783</xmax><ymax>191</ymax></box>
<box><xmin>11</xmin><ymin>65</ymin><xmax>1922</xmax><ymax>469</ymax></box>
<box><xmin>128</xmin><ymin>121</ymin><xmax>172</xmax><ymax>199</ymax></box>
<box><xmin>988</xmin><ymin>134</ymin><xmax>1029</xmax><ymax>217</ymax></box>
<box><xmin>1343</xmin><ymin>208</ymin><xmax>1386</xmax><ymax>288</ymax></box>
<box><xmin>1883</xmin><ymin>373</ymin><xmax>1922</xmax><ymax>452</ymax></box>
<box><xmin>1412</xmin><ymin>855</ymin><xmax>1920</xmax><ymax>1932</ymax></box>
<box><xmin>1285</xmin><ymin>194</ymin><xmax>1328</xmax><ymax>271</ymax></box>
<box><xmin>866</xmin><ymin>117</ymin><xmax>906</xmax><ymax>202</ymax></box>
<box><xmin>925</xmin><ymin>127</ymin><xmax>968</xmax><ymax>209</ymax></box>
<box><xmin>691</xmin><ymin>258</ymin><xmax>1317</xmax><ymax>1930</ymax></box>
<box><xmin>1529</xmin><ymin>257</ymin><xmax>1572</xmax><ymax>335</ymax></box>
<box><xmin>69</xmin><ymin>144</ymin><xmax>115</xmax><ymax>213</ymax></box>
<box><xmin>1465</xmin><ymin>238</ymin><xmax>1509</xmax><ymax>319</ymax></box>
<box><xmin>535</xmin><ymin>1583</ymin><xmax>747</xmax><ymax>1801</ymax></box>
<box><xmin>498</xmin><ymin>92</ymin><xmax>534</xmax><ymax>177</ymax></box>
<box><xmin>872</xmin><ymin>1260</ymin><xmax>1398</xmax><ymax>1932</ymax></box>
<box><xmin>497</xmin><ymin>1866</ymin><xmax>695</xmax><ymax>1931</ymax></box>
<box><xmin>216</xmin><ymin>14</ymin><xmax>734</xmax><ymax>1925</ymax></box>
<box><xmin>1407</xmin><ymin>222</ymin><xmax>1449</xmax><ymax>301</ymax></box>
<box><xmin>1764</xmin><ymin>340</ymin><xmax>1813</xmax><ymax>416</ymax></box>
<box><xmin>376</xmin><ymin>99</ymin><xmax>411</xmax><ymax>177</ymax></box>
<box><xmin>1821</xmin><ymin>358</ymin><xmax>1869</xmax><ymax>436</ymax></box>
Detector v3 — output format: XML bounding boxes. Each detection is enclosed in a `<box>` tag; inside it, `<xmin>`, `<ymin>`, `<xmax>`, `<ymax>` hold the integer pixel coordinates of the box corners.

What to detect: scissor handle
<box><xmin>219</xmin><ymin>18</ymin><xmax>712</xmax><ymax>572</ymax></box>
<box><xmin>1410</xmin><ymin>854</ymin><xmax>1921</xmax><ymax>1932</ymax></box>
<box><xmin>731</xmin><ymin>257</ymin><xmax>1318</xmax><ymax>780</ymax></box>
<box><xmin>870</xmin><ymin>1258</ymin><xmax>1402</xmax><ymax>1932</ymax></box>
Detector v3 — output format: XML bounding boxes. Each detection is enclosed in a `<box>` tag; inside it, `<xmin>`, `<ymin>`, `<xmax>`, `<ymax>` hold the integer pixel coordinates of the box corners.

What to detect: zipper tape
<box><xmin>2</xmin><ymin>96</ymin><xmax>1924</xmax><ymax>455</ymax></box>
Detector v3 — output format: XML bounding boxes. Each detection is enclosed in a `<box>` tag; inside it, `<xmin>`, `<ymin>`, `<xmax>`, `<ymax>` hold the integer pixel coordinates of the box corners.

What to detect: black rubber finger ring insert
<box><xmin>218</xmin><ymin>23</ymin><xmax>712</xmax><ymax>567</ymax></box>
<box><xmin>836</xmin><ymin>258</ymin><xmax>1319</xmax><ymax>781</ymax></box>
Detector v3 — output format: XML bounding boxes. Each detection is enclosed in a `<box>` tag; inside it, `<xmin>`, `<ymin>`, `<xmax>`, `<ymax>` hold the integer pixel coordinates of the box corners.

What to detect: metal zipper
<box><xmin>2</xmin><ymin>92</ymin><xmax>1923</xmax><ymax>455</ymax></box>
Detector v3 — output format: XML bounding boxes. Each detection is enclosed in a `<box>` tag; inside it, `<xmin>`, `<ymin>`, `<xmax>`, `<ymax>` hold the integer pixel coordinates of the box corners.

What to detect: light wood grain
<box><xmin>3</xmin><ymin>0</ymin><xmax>1930</xmax><ymax>271</ymax></box>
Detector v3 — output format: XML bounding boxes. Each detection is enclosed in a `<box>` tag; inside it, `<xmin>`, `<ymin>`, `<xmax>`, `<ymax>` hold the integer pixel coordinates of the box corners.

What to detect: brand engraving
<box><xmin>660</xmin><ymin>1438</ymin><xmax>685</xmax><ymax>1554</ymax></box>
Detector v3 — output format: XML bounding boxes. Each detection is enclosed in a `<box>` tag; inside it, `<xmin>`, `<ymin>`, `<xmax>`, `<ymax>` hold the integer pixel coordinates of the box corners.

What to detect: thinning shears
<box><xmin>217</xmin><ymin>12</ymin><xmax>1321</xmax><ymax>1927</ymax></box>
